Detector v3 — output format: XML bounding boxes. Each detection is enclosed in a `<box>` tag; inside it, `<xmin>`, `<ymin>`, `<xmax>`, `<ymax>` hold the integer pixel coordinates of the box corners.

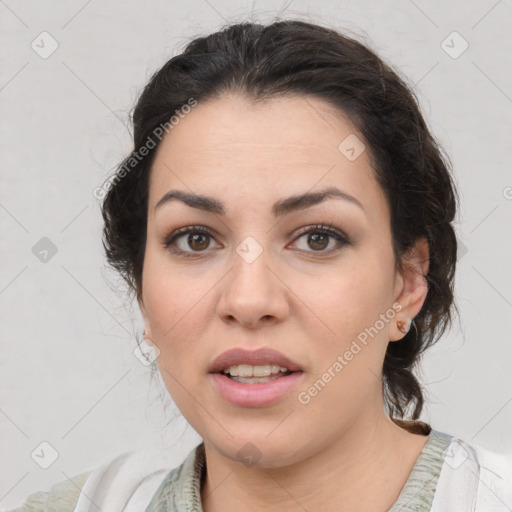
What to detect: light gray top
<box><xmin>8</xmin><ymin>426</ymin><xmax>453</xmax><ymax>512</ymax></box>
<box><xmin>145</xmin><ymin>428</ymin><xmax>453</xmax><ymax>512</ymax></box>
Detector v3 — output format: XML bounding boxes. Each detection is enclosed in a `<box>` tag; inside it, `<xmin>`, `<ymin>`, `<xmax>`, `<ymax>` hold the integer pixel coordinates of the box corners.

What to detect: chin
<box><xmin>206</xmin><ymin>432</ymin><xmax>308</xmax><ymax>469</ymax></box>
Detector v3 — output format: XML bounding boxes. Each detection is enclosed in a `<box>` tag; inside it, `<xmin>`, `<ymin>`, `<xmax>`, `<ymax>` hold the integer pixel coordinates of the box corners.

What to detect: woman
<box><xmin>10</xmin><ymin>18</ymin><xmax>512</xmax><ymax>512</ymax></box>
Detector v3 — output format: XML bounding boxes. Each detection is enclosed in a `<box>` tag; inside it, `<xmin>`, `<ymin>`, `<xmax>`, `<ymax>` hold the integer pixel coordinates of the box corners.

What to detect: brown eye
<box><xmin>292</xmin><ymin>224</ymin><xmax>349</xmax><ymax>255</ymax></box>
<box><xmin>307</xmin><ymin>232</ymin><xmax>330</xmax><ymax>251</ymax></box>
<box><xmin>163</xmin><ymin>226</ymin><xmax>218</xmax><ymax>257</ymax></box>
<box><xmin>186</xmin><ymin>232</ymin><xmax>210</xmax><ymax>251</ymax></box>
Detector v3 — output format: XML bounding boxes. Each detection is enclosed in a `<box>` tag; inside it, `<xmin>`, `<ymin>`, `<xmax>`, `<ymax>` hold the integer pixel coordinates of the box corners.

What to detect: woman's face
<box><xmin>140</xmin><ymin>94</ymin><xmax>428</xmax><ymax>466</ymax></box>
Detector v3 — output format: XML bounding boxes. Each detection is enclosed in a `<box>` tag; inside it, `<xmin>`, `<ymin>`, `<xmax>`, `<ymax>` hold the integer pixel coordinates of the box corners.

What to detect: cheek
<box><xmin>298</xmin><ymin>271</ymin><xmax>392</xmax><ymax>413</ymax></box>
<box><xmin>299</xmin><ymin>259</ymin><xmax>394</xmax><ymax>379</ymax></box>
<box><xmin>303</xmin><ymin>259</ymin><xmax>389</xmax><ymax>333</ymax></box>
<box><xmin>142</xmin><ymin>246</ymin><xmax>207</xmax><ymax>333</ymax></box>
<box><xmin>141</xmin><ymin>242</ymin><xmax>231</xmax><ymax>392</ymax></box>
<box><xmin>142</xmin><ymin>266</ymin><xmax>208</xmax><ymax>410</ymax></box>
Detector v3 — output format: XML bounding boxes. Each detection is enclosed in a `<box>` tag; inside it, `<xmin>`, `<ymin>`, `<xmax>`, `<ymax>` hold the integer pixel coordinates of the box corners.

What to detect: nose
<box><xmin>216</xmin><ymin>244</ymin><xmax>291</xmax><ymax>330</ymax></box>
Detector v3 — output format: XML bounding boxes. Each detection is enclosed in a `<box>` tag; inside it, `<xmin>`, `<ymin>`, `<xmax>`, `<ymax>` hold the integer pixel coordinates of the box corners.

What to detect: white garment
<box><xmin>72</xmin><ymin>437</ymin><xmax>512</xmax><ymax>512</ymax></box>
<box><xmin>431</xmin><ymin>438</ymin><xmax>512</xmax><ymax>511</ymax></box>
<box><xmin>71</xmin><ymin>450</ymin><xmax>171</xmax><ymax>512</ymax></box>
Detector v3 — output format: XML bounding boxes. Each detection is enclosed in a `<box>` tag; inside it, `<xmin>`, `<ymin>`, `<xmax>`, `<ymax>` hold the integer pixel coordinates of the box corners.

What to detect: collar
<box><xmin>145</xmin><ymin>442</ymin><xmax>206</xmax><ymax>512</ymax></box>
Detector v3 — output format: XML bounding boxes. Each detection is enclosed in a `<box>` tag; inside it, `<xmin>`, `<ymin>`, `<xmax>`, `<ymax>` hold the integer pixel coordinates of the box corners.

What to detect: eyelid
<box><xmin>292</xmin><ymin>223</ymin><xmax>349</xmax><ymax>243</ymax></box>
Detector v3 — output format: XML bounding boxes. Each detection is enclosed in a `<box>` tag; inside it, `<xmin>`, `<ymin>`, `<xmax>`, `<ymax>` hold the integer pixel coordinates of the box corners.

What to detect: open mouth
<box><xmin>210</xmin><ymin>368</ymin><xmax>304</xmax><ymax>407</ymax></box>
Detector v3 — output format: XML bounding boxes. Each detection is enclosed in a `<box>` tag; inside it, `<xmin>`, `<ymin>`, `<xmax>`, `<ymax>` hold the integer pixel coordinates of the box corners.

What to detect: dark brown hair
<box><xmin>101</xmin><ymin>19</ymin><xmax>460</xmax><ymax>421</ymax></box>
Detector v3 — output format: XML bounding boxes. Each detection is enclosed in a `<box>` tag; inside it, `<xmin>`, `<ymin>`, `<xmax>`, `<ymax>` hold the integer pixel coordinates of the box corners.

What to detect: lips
<box><xmin>208</xmin><ymin>347</ymin><xmax>303</xmax><ymax>374</ymax></box>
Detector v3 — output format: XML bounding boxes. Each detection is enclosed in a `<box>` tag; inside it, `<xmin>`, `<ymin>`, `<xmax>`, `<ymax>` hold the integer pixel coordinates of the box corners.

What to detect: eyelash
<box><xmin>162</xmin><ymin>224</ymin><xmax>350</xmax><ymax>259</ymax></box>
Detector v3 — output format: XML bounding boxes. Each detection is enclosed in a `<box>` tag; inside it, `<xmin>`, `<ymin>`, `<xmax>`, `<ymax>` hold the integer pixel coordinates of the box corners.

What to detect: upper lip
<box><xmin>208</xmin><ymin>347</ymin><xmax>303</xmax><ymax>374</ymax></box>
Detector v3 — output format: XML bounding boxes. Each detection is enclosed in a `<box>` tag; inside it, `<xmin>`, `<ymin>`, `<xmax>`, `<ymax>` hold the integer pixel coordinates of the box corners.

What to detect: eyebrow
<box><xmin>154</xmin><ymin>186</ymin><xmax>365</xmax><ymax>217</ymax></box>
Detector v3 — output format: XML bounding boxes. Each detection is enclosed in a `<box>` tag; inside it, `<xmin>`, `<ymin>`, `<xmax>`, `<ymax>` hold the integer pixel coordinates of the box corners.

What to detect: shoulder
<box><xmin>6</xmin><ymin>450</ymin><xmax>174</xmax><ymax>512</ymax></box>
<box><xmin>463</xmin><ymin>438</ymin><xmax>512</xmax><ymax>503</ymax></box>
<box><xmin>5</xmin><ymin>471</ymin><xmax>92</xmax><ymax>512</ymax></box>
<box><xmin>431</xmin><ymin>431</ymin><xmax>512</xmax><ymax>511</ymax></box>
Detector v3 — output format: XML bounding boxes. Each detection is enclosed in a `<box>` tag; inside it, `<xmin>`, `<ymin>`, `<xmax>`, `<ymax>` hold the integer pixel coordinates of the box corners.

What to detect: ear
<box><xmin>138</xmin><ymin>296</ymin><xmax>154</xmax><ymax>346</ymax></box>
<box><xmin>390</xmin><ymin>237</ymin><xmax>430</xmax><ymax>342</ymax></box>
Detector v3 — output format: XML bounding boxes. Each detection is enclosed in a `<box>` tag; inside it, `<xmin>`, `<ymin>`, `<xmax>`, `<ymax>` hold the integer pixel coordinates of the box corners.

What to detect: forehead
<box><xmin>153</xmin><ymin>94</ymin><xmax>361</xmax><ymax>165</ymax></box>
<box><xmin>148</xmin><ymin>94</ymin><xmax>385</xmax><ymax>218</ymax></box>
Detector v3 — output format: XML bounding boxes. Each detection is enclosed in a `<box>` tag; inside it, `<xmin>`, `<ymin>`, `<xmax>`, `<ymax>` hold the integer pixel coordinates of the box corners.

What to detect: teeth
<box><xmin>222</xmin><ymin>364</ymin><xmax>289</xmax><ymax>377</ymax></box>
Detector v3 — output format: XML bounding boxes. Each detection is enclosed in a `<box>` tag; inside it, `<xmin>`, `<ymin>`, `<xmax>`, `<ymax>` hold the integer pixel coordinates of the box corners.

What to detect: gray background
<box><xmin>1</xmin><ymin>0</ymin><xmax>511</xmax><ymax>508</ymax></box>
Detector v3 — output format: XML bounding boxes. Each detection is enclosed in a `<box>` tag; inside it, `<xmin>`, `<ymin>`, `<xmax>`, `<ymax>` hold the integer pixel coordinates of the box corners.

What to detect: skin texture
<box><xmin>140</xmin><ymin>94</ymin><xmax>431</xmax><ymax>512</ymax></box>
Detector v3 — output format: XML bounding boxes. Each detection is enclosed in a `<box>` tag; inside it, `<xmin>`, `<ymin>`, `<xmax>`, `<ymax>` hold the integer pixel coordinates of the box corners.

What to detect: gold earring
<box><xmin>397</xmin><ymin>320</ymin><xmax>408</xmax><ymax>334</ymax></box>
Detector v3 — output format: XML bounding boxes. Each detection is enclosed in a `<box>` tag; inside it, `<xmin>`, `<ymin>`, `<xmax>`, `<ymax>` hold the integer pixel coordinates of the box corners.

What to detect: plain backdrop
<box><xmin>1</xmin><ymin>0</ymin><xmax>511</xmax><ymax>508</ymax></box>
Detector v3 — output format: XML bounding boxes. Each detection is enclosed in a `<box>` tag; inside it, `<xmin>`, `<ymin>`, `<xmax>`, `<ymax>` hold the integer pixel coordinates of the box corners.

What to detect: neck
<box><xmin>201</xmin><ymin>412</ymin><xmax>430</xmax><ymax>512</ymax></box>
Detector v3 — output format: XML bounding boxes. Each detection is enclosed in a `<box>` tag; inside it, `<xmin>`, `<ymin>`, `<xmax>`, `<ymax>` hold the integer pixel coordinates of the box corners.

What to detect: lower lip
<box><xmin>209</xmin><ymin>372</ymin><xmax>304</xmax><ymax>407</ymax></box>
